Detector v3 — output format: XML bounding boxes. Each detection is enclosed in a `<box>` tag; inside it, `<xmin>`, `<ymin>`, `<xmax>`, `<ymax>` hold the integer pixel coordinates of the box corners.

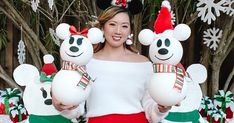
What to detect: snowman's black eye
<box><xmin>40</xmin><ymin>87</ymin><xmax>47</xmax><ymax>98</ymax></box>
<box><xmin>69</xmin><ymin>37</ymin><xmax>74</xmax><ymax>44</ymax></box>
<box><xmin>165</xmin><ymin>38</ymin><xmax>170</xmax><ymax>47</ymax></box>
<box><xmin>77</xmin><ymin>38</ymin><xmax>83</xmax><ymax>45</ymax></box>
<box><xmin>157</xmin><ymin>39</ymin><xmax>162</xmax><ymax>47</ymax></box>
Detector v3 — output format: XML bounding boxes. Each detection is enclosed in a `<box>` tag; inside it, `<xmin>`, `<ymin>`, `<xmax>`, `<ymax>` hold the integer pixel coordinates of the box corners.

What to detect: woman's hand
<box><xmin>157</xmin><ymin>103</ymin><xmax>180</xmax><ymax>113</ymax></box>
<box><xmin>52</xmin><ymin>95</ymin><xmax>78</xmax><ymax>111</ymax></box>
<box><xmin>157</xmin><ymin>104</ymin><xmax>172</xmax><ymax>113</ymax></box>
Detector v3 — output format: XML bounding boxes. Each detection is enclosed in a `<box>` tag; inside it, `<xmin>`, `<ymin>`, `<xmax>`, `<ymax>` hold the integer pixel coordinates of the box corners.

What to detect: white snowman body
<box><xmin>161</xmin><ymin>75</ymin><xmax>207</xmax><ymax>123</ymax></box>
<box><xmin>24</xmin><ymin>79</ymin><xmax>59</xmax><ymax>115</ymax></box>
<box><xmin>149</xmin><ymin>72</ymin><xmax>188</xmax><ymax>106</ymax></box>
<box><xmin>52</xmin><ymin>69</ymin><xmax>92</xmax><ymax>105</ymax></box>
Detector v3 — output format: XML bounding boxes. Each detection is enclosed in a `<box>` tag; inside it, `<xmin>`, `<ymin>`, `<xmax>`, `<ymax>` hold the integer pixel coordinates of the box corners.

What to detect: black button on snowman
<box><xmin>138</xmin><ymin>1</ymin><xmax>207</xmax><ymax>106</ymax></box>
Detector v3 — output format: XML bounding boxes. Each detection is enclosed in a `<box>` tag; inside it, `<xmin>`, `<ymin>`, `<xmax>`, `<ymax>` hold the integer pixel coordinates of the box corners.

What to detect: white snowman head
<box><xmin>56</xmin><ymin>23</ymin><xmax>104</xmax><ymax>66</ymax></box>
<box><xmin>138</xmin><ymin>1</ymin><xmax>191</xmax><ymax>65</ymax></box>
<box><xmin>13</xmin><ymin>54</ymin><xmax>59</xmax><ymax>116</ymax></box>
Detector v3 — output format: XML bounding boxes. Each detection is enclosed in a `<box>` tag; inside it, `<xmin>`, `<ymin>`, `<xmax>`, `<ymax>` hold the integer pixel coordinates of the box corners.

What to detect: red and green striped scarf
<box><xmin>62</xmin><ymin>61</ymin><xmax>92</xmax><ymax>89</ymax></box>
<box><xmin>153</xmin><ymin>63</ymin><xmax>187</xmax><ymax>93</ymax></box>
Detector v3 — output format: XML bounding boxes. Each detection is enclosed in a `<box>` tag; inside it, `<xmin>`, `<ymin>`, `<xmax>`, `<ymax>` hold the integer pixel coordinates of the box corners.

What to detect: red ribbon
<box><xmin>115</xmin><ymin>0</ymin><xmax>127</xmax><ymax>8</ymax></box>
<box><xmin>69</xmin><ymin>25</ymin><xmax>88</xmax><ymax>37</ymax></box>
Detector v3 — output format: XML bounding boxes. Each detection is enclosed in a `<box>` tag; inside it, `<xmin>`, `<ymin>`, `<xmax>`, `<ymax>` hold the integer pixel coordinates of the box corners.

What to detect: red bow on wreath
<box><xmin>115</xmin><ymin>0</ymin><xmax>127</xmax><ymax>8</ymax></box>
<box><xmin>69</xmin><ymin>25</ymin><xmax>88</xmax><ymax>37</ymax></box>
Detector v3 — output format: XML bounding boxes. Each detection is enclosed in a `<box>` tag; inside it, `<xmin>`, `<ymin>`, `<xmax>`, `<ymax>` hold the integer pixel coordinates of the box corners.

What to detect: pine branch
<box><xmin>187</xmin><ymin>11</ymin><xmax>198</xmax><ymax>25</ymax></box>
<box><xmin>58</xmin><ymin>0</ymin><xmax>76</xmax><ymax>23</ymax></box>
<box><xmin>215</xmin><ymin>18</ymin><xmax>233</xmax><ymax>56</ymax></box>
<box><xmin>20</xmin><ymin>0</ymin><xmax>54</xmax><ymax>21</ymax></box>
<box><xmin>230</xmin><ymin>80</ymin><xmax>234</xmax><ymax>93</ymax></box>
<box><xmin>181</xmin><ymin>0</ymin><xmax>191</xmax><ymax>23</ymax></box>
<box><xmin>224</xmin><ymin>67</ymin><xmax>234</xmax><ymax>91</ymax></box>
<box><xmin>0</xmin><ymin>0</ymin><xmax>51</xmax><ymax>68</ymax></box>
<box><xmin>0</xmin><ymin>65</ymin><xmax>23</xmax><ymax>91</ymax></box>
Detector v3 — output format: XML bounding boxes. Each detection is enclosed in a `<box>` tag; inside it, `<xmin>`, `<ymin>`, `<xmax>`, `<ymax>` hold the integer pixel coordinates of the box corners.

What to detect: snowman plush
<box><xmin>13</xmin><ymin>54</ymin><xmax>72</xmax><ymax>123</ymax></box>
<box><xmin>161</xmin><ymin>72</ymin><xmax>207</xmax><ymax>123</ymax></box>
<box><xmin>51</xmin><ymin>23</ymin><xmax>103</xmax><ymax>119</ymax></box>
<box><xmin>138</xmin><ymin>0</ymin><xmax>207</xmax><ymax>109</ymax></box>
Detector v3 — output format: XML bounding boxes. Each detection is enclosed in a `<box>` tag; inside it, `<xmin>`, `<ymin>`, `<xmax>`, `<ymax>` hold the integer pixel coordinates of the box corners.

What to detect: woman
<box><xmin>53</xmin><ymin>6</ymin><xmax>171</xmax><ymax>123</ymax></box>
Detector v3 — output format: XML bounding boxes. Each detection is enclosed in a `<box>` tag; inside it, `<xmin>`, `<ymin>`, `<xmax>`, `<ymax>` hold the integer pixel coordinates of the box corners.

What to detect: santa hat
<box><xmin>41</xmin><ymin>54</ymin><xmax>57</xmax><ymax>76</ymax></box>
<box><xmin>154</xmin><ymin>0</ymin><xmax>173</xmax><ymax>34</ymax></box>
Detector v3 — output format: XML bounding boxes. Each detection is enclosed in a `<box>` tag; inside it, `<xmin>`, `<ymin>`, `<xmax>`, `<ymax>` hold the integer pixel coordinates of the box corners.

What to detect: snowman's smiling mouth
<box><xmin>65</xmin><ymin>52</ymin><xmax>83</xmax><ymax>57</ymax></box>
<box><xmin>155</xmin><ymin>54</ymin><xmax>173</xmax><ymax>61</ymax></box>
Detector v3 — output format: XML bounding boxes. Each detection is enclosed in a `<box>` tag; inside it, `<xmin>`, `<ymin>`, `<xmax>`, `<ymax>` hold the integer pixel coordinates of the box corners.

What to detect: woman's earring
<box><xmin>126</xmin><ymin>34</ymin><xmax>133</xmax><ymax>45</ymax></box>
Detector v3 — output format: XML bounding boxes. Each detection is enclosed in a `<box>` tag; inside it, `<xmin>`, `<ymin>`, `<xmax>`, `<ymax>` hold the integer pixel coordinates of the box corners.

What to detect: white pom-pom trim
<box><xmin>138</xmin><ymin>29</ymin><xmax>155</xmax><ymax>46</ymax></box>
<box><xmin>55</xmin><ymin>23</ymin><xmax>71</xmax><ymax>40</ymax></box>
<box><xmin>87</xmin><ymin>28</ymin><xmax>104</xmax><ymax>44</ymax></box>
<box><xmin>162</xmin><ymin>0</ymin><xmax>171</xmax><ymax>11</ymax></box>
<box><xmin>126</xmin><ymin>40</ymin><xmax>133</xmax><ymax>45</ymax></box>
<box><xmin>173</xmin><ymin>24</ymin><xmax>191</xmax><ymax>41</ymax></box>
<box><xmin>43</xmin><ymin>54</ymin><xmax>54</xmax><ymax>64</ymax></box>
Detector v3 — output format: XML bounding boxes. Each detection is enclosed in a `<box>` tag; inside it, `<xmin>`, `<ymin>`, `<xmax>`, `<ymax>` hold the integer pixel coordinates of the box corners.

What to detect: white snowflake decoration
<box><xmin>48</xmin><ymin>0</ymin><xmax>54</xmax><ymax>10</ymax></box>
<box><xmin>49</xmin><ymin>28</ymin><xmax>60</xmax><ymax>46</ymax></box>
<box><xmin>223</xmin><ymin>0</ymin><xmax>234</xmax><ymax>16</ymax></box>
<box><xmin>17</xmin><ymin>39</ymin><xmax>26</xmax><ymax>64</ymax></box>
<box><xmin>31</xmin><ymin>0</ymin><xmax>40</xmax><ymax>12</ymax></box>
<box><xmin>170</xmin><ymin>10</ymin><xmax>176</xmax><ymax>25</ymax></box>
<box><xmin>203</xmin><ymin>27</ymin><xmax>223</xmax><ymax>51</ymax></box>
<box><xmin>197</xmin><ymin>0</ymin><xmax>226</xmax><ymax>25</ymax></box>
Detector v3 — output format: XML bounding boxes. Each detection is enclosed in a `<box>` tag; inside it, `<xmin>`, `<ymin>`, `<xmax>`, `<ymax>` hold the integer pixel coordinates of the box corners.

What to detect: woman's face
<box><xmin>103</xmin><ymin>12</ymin><xmax>131</xmax><ymax>48</ymax></box>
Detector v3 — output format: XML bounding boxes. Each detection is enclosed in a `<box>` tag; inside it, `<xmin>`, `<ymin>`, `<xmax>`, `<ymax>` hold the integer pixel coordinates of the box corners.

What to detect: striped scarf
<box><xmin>153</xmin><ymin>63</ymin><xmax>187</xmax><ymax>93</ymax></box>
<box><xmin>62</xmin><ymin>61</ymin><xmax>92</xmax><ymax>89</ymax></box>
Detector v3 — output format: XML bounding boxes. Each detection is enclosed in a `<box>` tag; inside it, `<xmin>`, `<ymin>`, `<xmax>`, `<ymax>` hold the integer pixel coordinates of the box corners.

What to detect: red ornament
<box><xmin>226</xmin><ymin>107</ymin><xmax>233</xmax><ymax>119</ymax></box>
<box><xmin>9</xmin><ymin>107</ymin><xmax>28</xmax><ymax>123</ymax></box>
<box><xmin>207</xmin><ymin>115</ymin><xmax>226</xmax><ymax>123</ymax></box>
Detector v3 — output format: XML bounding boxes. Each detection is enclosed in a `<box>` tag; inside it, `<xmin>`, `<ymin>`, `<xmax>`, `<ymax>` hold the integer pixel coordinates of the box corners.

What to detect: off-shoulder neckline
<box><xmin>91</xmin><ymin>58</ymin><xmax>152</xmax><ymax>64</ymax></box>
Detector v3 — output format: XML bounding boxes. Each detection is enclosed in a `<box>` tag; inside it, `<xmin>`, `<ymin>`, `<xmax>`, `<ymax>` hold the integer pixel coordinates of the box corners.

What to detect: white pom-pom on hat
<box><xmin>56</xmin><ymin>23</ymin><xmax>71</xmax><ymax>40</ymax></box>
<box><xmin>138</xmin><ymin>29</ymin><xmax>155</xmax><ymax>46</ymax></box>
<box><xmin>161</xmin><ymin>0</ymin><xmax>171</xmax><ymax>11</ymax></box>
<box><xmin>87</xmin><ymin>27</ymin><xmax>104</xmax><ymax>44</ymax></box>
<box><xmin>173</xmin><ymin>24</ymin><xmax>191</xmax><ymax>41</ymax></box>
<box><xmin>43</xmin><ymin>54</ymin><xmax>54</xmax><ymax>64</ymax></box>
<box><xmin>42</xmin><ymin>54</ymin><xmax>57</xmax><ymax>76</ymax></box>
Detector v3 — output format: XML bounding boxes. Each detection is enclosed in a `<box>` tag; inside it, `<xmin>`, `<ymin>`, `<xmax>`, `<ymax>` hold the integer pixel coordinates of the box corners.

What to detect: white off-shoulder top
<box><xmin>85</xmin><ymin>58</ymin><xmax>167</xmax><ymax>122</ymax></box>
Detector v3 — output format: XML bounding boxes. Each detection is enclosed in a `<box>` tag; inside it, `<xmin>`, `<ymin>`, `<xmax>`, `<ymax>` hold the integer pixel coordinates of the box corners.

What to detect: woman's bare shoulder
<box><xmin>93</xmin><ymin>49</ymin><xmax>150</xmax><ymax>62</ymax></box>
<box><xmin>127</xmin><ymin>52</ymin><xmax>150</xmax><ymax>62</ymax></box>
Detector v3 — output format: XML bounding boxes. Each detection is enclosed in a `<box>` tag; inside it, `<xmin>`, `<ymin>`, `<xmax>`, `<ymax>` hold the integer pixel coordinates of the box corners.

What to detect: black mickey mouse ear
<box><xmin>128</xmin><ymin>0</ymin><xmax>143</xmax><ymax>15</ymax></box>
<box><xmin>96</xmin><ymin>0</ymin><xmax>112</xmax><ymax>10</ymax></box>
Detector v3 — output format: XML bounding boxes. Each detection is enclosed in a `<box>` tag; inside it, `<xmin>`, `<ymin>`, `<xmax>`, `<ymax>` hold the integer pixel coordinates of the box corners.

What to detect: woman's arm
<box><xmin>52</xmin><ymin>93</ymin><xmax>85</xmax><ymax>119</ymax></box>
<box><xmin>142</xmin><ymin>90</ymin><xmax>171</xmax><ymax>123</ymax></box>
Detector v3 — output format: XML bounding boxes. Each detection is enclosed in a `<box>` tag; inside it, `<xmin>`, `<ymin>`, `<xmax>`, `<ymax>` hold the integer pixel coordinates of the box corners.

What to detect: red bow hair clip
<box><xmin>69</xmin><ymin>25</ymin><xmax>88</xmax><ymax>37</ymax></box>
<box><xmin>115</xmin><ymin>0</ymin><xmax>127</xmax><ymax>8</ymax></box>
<box><xmin>96</xmin><ymin>0</ymin><xmax>143</xmax><ymax>15</ymax></box>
